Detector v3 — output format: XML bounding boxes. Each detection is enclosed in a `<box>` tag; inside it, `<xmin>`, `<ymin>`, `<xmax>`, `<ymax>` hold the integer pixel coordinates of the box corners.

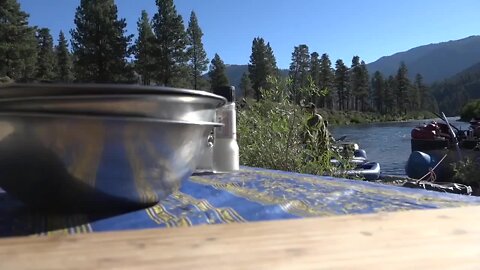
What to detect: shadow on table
<box><xmin>0</xmin><ymin>192</ymin><xmax>141</xmax><ymax>238</ymax></box>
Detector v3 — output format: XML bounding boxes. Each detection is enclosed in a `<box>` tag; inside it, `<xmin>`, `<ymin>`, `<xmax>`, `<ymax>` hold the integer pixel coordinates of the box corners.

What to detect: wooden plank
<box><xmin>1</xmin><ymin>206</ymin><xmax>480</xmax><ymax>270</ymax></box>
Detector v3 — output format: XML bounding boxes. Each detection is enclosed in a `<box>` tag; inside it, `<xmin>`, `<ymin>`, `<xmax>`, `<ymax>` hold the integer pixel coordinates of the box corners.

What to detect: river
<box><xmin>330</xmin><ymin>117</ymin><xmax>466</xmax><ymax>176</ymax></box>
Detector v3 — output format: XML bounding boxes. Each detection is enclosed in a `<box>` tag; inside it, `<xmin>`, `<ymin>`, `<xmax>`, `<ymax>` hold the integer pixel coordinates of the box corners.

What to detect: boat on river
<box><xmin>405</xmin><ymin>117</ymin><xmax>480</xmax><ymax>181</ymax></box>
<box><xmin>344</xmin><ymin>161</ymin><xmax>381</xmax><ymax>181</ymax></box>
<box><xmin>331</xmin><ymin>142</ymin><xmax>381</xmax><ymax>180</ymax></box>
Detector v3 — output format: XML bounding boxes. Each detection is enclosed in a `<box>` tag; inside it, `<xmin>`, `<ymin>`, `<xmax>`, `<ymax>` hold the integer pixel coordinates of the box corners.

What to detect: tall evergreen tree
<box><xmin>371</xmin><ymin>71</ymin><xmax>385</xmax><ymax>113</ymax></box>
<box><xmin>239</xmin><ymin>72</ymin><xmax>252</xmax><ymax>98</ymax></box>
<box><xmin>334</xmin><ymin>59</ymin><xmax>349</xmax><ymax>111</ymax></box>
<box><xmin>56</xmin><ymin>31</ymin><xmax>73</xmax><ymax>82</ymax></box>
<box><xmin>71</xmin><ymin>0</ymin><xmax>133</xmax><ymax>83</ymax></box>
<box><xmin>309</xmin><ymin>52</ymin><xmax>321</xmax><ymax>83</ymax></box>
<box><xmin>309</xmin><ymin>52</ymin><xmax>321</xmax><ymax>105</ymax></box>
<box><xmin>414</xmin><ymin>73</ymin><xmax>429</xmax><ymax>110</ymax></box>
<box><xmin>133</xmin><ymin>10</ymin><xmax>155</xmax><ymax>85</ymax></box>
<box><xmin>358</xmin><ymin>60</ymin><xmax>370</xmax><ymax>111</ymax></box>
<box><xmin>0</xmin><ymin>0</ymin><xmax>37</xmax><ymax>80</ymax></box>
<box><xmin>208</xmin><ymin>53</ymin><xmax>229</xmax><ymax>91</ymax></box>
<box><xmin>186</xmin><ymin>11</ymin><xmax>208</xmax><ymax>90</ymax></box>
<box><xmin>409</xmin><ymin>78</ymin><xmax>421</xmax><ymax>111</ymax></box>
<box><xmin>349</xmin><ymin>56</ymin><xmax>362</xmax><ymax>110</ymax></box>
<box><xmin>289</xmin><ymin>44</ymin><xmax>310</xmax><ymax>103</ymax></box>
<box><xmin>319</xmin><ymin>53</ymin><xmax>334</xmax><ymax>109</ymax></box>
<box><xmin>395</xmin><ymin>62</ymin><xmax>410</xmax><ymax>114</ymax></box>
<box><xmin>265</xmin><ymin>43</ymin><xmax>278</xmax><ymax>76</ymax></box>
<box><xmin>35</xmin><ymin>28</ymin><xmax>56</xmax><ymax>81</ymax></box>
<box><xmin>152</xmin><ymin>0</ymin><xmax>187</xmax><ymax>87</ymax></box>
<box><xmin>385</xmin><ymin>75</ymin><xmax>397</xmax><ymax>114</ymax></box>
<box><xmin>248</xmin><ymin>37</ymin><xmax>278</xmax><ymax>101</ymax></box>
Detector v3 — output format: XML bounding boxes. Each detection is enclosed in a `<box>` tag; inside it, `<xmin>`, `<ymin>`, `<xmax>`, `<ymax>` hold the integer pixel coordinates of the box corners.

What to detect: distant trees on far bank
<box><xmin>71</xmin><ymin>0</ymin><xmax>134</xmax><ymax>83</ymax></box>
<box><xmin>460</xmin><ymin>99</ymin><xmax>480</xmax><ymax>121</ymax></box>
<box><xmin>0</xmin><ymin>0</ymin><xmax>37</xmax><ymax>81</ymax></box>
<box><xmin>1</xmin><ymin>0</ymin><xmax>438</xmax><ymax>115</ymax></box>
<box><xmin>0</xmin><ymin>0</ymin><xmax>214</xmax><ymax>90</ymax></box>
<box><xmin>245</xmin><ymin>40</ymin><xmax>437</xmax><ymax>115</ymax></box>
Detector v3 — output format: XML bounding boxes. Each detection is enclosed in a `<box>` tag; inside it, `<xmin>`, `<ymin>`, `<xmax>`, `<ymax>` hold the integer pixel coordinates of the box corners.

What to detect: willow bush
<box><xmin>453</xmin><ymin>157</ymin><xmax>480</xmax><ymax>190</ymax></box>
<box><xmin>237</xmin><ymin>77</ymin><xmax>339</xmax><ymax>175</ymax></box>
<box><xmin>460</xmin><ymin>99</ymin><xmax>480</xmax><ymax>121</ymax></box>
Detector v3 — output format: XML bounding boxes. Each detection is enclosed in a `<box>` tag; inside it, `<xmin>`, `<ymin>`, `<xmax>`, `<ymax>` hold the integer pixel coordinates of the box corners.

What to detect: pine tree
<box><xmin>414</xmin><ymin>73</ymin><xmax>428</xmax><ymax>110</ymax></box>
<box><xmin>152</xmin><ymin>0</ymin><xmax>187</xmax><ymax>87</ymax></box>
<box><xmin>265</xmin><ymin>42</ymin><xmax>278</xmax><ymax>76</ymax></box>
<box><xmin>409</xmin><ymin>80</ymin><xmax>421</xmax><ymax>111</ymax></box>
<box><xmin>133</xmin><ymin>10</ymin><xmax>155</xmax><ymax>85</ymax></box>
<box><xmin>310</xmin><ymin>52</ymin><xmax>321</xmax><ymax>105</ymax></box>
<box><xmin>334</xmin><ymin>59</ymin><xmax>349</xmax><ymax>111</ymax></box>
<box><xmin>371</xmin><ymin>71</ymin><xmax>385</xmax><ymax>113</ymax></box>
<box><xmin>56</xmin><ymin>31</ymin><xmax>73</xmax><ymax>82</ymax></box>
<box><xmin>385</xmin><ymin>75</ymin><xmax>397</xmax><ymax>114</ymax></box>
<box><xmin>209</xmin><ymin>53</ymin><xmax>229</xmax><ymax>91</ymax></box>
<box><xmin>71</xmin><ymin>0</ymin><xmax>133</xmax><ymax>83</ymax></box>
<box><xmin>395</xmin><ymin>62</ymin><xmax>410</xmax><ymax>114</ymax></box>
<box><xmin>288</xmin><ymin>44</ymin><xmax>310</xmax><ymax>97</ymax></box>
<box><xmin>239</xmin><ymin>72</ymin><xmax>252</xmax><ymax>98</ymax></box>
<box><xmin>0</xmin><ymin>0</ymin><xmax>37</xmax><ymax>80</ymax></box>
<box><xmin>186</xmin><ymin>11</ymin><xmax>208</xmax><ymax>90</ymax></box>
<box><xmin>310</xmin><ymin>52</ymin><xmax>321</xmax><ymax>84</ymax></box>
<box><xmin>319</xmin><ymin>53</ymin><xmax>334</xmax><ymax>109</ymax></box>
<box><xmin>349</xmin><ymin>56</ymin><xmax>362</xmax><ymax>110</ymax></box>
<box><xmin>248</xmin><ymin>37</ymin><xmax>278</xmax><ymax>101</ymax></box>
<box><xmin>358</xmin><ymin>60</ymin><xmax>370</xmax><ymax>111</ymax></box>
<box><xmin>35</xmin><ymin>28</ymin><xmax>56</xmax><ymax>81</ymax></box>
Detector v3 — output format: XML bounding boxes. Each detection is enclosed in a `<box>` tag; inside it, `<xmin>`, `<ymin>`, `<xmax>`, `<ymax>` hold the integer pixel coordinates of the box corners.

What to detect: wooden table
<box><xmin>1</xmin><ymin>205</ymin><xmax>479</xmax><ymax>270</ymax></box>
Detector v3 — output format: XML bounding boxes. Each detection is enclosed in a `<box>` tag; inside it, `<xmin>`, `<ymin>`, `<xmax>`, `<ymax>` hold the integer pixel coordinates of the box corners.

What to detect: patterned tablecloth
<box><xmin>1</xmin><ymin>167</ymin><xmax>480</xmax><ymax>237</ymax></box>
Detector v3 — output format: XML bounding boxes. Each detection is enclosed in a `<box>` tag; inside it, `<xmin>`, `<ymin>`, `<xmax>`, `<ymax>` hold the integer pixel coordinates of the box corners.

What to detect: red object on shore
<box><xmin>411</xmin><ymin>127</ymin><xmax>436</xmax><ymax>140</ymax></box>
<box><xmin>411</xmin><ymin>121</ymin><xmax>452</xmax><ymax>140</ymax></box>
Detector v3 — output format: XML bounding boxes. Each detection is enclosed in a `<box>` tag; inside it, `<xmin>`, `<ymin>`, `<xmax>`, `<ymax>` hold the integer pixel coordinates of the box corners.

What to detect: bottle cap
<box><xmin>214</xmin><ymin>86</ymin><xmax>235</xmax><ymax>102</ymax></box>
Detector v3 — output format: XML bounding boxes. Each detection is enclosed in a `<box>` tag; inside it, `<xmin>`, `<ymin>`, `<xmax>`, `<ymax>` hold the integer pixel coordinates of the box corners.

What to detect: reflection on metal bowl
<box><xmin>0</xmin><ymin>113</ymin><xmax>219</xmax><ymax>212</ymax></box>
<box><xmin>0</xmin><ymin>95</ymin><xmax>224</xmax><ymax>122</ymax></box>
<box><xmin>0</xmin><ymin>83</ymin><xmax>227</xmax><ymax>100</ymax></box>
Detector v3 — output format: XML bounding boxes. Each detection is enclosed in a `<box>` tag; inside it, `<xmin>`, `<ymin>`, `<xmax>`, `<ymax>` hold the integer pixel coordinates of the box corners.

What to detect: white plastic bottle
<box><xmin>213</xmin><ymin>86</ymin><xmax>239</xmax><ymax>172</ymax></box>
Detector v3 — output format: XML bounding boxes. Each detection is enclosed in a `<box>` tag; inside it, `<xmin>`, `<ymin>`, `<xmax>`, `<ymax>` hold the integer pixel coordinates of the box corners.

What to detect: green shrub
<box><xmin>236</xmin><ymin>76</ymin><xmax>435</xmax><ymax>177</ymax></box>
<box><xmin>0</xmin><ymin>76</ymin><xmax>12</xmax><ymax>84</ymax></box>
<box><xmin>237</xmin><ymin>77</ymin><xmax>340</xmax><ymax>175</ymax></box>
<box><xmin>460</xmin><ymin>99</ymin><xmax>480</xmax><ymax>121</ymax></box>
<box><xmin>453</xmin><ymin>157</ymin><xmax>480</xmax><ymax>188</ymax></box>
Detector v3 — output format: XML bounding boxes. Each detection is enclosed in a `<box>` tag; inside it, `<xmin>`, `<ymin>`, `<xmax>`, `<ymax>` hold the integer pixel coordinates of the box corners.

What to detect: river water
<box><xmin>330</xmin><ymin>117</ymin><xmax>466</xmax><ymax>176</ymax></box>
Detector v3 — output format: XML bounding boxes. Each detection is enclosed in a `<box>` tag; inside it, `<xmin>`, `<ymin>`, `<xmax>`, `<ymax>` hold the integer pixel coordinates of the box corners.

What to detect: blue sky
<box><xmin>18</xmin><ymin>0</ymin><xmax>480</xmax><ymax>68</ymax></box>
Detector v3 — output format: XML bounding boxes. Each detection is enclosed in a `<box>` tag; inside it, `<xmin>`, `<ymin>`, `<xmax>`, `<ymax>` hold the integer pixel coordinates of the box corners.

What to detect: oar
<box><xmin>442</xmin><ymin>112</ymin><xmax>463</xmax><ymax>160</ymax></box>
<box><xmin>433</xmin><ymin>112</ymin><xmax>461</xmax><ymax>132</ymax></box>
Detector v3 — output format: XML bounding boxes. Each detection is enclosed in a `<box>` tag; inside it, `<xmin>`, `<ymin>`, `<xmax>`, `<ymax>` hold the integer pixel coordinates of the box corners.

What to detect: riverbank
<box><xmin>318</xmin><ymin>108</ymin><xmax>436</xmax><ymax>126</ymax></box>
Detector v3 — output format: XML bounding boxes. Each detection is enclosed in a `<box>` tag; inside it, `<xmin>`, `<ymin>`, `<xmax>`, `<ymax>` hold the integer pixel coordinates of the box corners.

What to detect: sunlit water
<box><xmin>330</xmin><ymin>117</ymin><xmax>466</xmax><ymax>176</ymax></box>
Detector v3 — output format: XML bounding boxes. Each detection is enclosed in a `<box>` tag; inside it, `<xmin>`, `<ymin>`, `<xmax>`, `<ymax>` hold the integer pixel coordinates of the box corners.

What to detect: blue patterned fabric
<box><xmin>1</xmin><ymin>166</ymin><xmax>480</xmax><ymax>237</ymax></box>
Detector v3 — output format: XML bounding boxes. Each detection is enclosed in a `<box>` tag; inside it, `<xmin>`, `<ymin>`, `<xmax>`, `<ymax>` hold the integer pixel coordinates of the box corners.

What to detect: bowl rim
<box><xmin>0</xmin><ymin>112</ymin><xmax>223</xmax><ymax>126</ymax></box>
<box><xmin>0</xmin><ymin>83</ymin><xmax>227</xmax><ymax>104</ymax></box>
<box><xmin>0</xmin><ymin>94</ymin><xmax>225</xmax><ymax>107</ymax></box>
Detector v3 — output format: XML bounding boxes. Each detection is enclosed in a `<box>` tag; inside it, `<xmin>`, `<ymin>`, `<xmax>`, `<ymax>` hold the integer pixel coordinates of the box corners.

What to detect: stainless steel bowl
<box><xmin>0</xmin><ymin>112</ymin><xmax>220</xmax><ymax>212</ymax></box>
<box><xmin>0</xmin><ymin>84</ymin><xmax>226</xmax><ymax>122</ymax></box>
<box><xmin>0</xmin><ymin>83</ymin><xmax>226</xmax><ymax>100</ymax></box>
<box><xmin>0</xmin><ymin>95</ymin><xmax>223</xmax><ymax>122</ymax></box>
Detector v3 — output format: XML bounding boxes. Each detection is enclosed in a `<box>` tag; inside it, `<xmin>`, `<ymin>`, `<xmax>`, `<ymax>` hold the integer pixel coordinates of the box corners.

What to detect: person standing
<box><xmin>303</xmin><ymin>103</ymin><xmax>333</xmax><ymax>159</ymax></box>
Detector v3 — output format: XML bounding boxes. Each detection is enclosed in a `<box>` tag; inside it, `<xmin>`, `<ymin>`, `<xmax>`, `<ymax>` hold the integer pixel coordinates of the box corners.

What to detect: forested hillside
<box><xmin>431</xmin><ymin>62</ymin><xmax>480</xmax><ymax>116</ymax></box>
<box><xmin>367</xmin><ymin>36</ymin><xmax>480</xmax><ymax>84</ymax></box>
<box><xmin>0</xmin><ymin>0</ymin><xmax>444</xmax><ymax>118</ymax></box>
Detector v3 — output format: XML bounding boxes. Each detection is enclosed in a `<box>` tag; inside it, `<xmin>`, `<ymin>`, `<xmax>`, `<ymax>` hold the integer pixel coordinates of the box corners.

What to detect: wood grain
<box><xmin>1</xmin><ymin>206</ymin><xmax>480</xmax><ymax>270</ymax></box>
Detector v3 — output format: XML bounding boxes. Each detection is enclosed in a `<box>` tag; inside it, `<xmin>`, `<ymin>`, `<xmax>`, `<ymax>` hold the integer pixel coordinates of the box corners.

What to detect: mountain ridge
<box><xmin>366</xmin><ymin>35</ymin><xmax>480</xmax><ymax>83</ymax></box>
<box><xmin>431</xmin><ymin>59</ymin><xmax>480</xmax><ymax>115</ymax></box>
<box><xmin>222</xmin><ymin>35</ymin><xmax>480</xmax><ymax>93</ymax></box>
